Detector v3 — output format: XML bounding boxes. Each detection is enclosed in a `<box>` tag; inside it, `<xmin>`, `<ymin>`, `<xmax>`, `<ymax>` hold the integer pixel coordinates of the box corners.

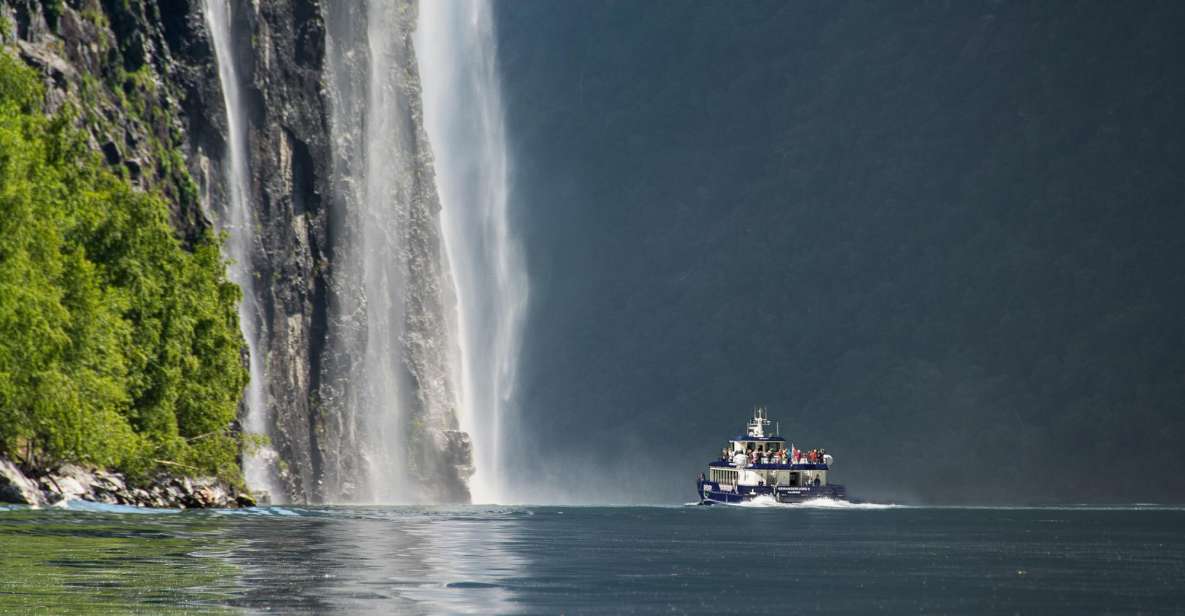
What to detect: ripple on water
<box><xmin>2</xmin><ymin>505</ymin><xmax>1184</xmax><ymax>614</ymax></box>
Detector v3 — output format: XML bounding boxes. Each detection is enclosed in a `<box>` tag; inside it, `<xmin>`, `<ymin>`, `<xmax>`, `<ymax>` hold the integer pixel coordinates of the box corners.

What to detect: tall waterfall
<box><xmin>199</xmin><ymin>0</ymin><xmax>518</xmax><ymax>504</ymax></box>
<box><xmin>416</xmin><ymin>1</ymin><xmax>526</xmax><ymax>503</ymax></box>
<box><xmin>319</xmin><ymin>1</ymin><xmax>475</xmax><ymax>503</ymax></box>
<box><xmin>202</xmin><ymin>0</ymin><xmax>278</xmax><ymax>498</ymax></box>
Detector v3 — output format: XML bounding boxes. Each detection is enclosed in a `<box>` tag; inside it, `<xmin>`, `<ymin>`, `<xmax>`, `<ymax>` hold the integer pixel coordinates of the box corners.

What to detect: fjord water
<box><xmin>2</xmin><ymin>505</ymin><xmax>1183</xmax><ymax>614</ymax></box>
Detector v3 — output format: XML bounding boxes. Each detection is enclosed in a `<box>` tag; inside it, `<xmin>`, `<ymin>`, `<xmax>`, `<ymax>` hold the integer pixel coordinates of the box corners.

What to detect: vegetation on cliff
<box><xmin>0</xmin><ymin>51</ymin><xmax>248</xmax><ymax>483</ymax></box>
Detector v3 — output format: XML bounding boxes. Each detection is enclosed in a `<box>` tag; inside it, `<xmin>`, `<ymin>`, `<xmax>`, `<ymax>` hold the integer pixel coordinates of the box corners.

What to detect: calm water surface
<box><xmin>1</xmin><ymin>503</ymin><xmax>1183</xmax><ymax>614</ymax></box>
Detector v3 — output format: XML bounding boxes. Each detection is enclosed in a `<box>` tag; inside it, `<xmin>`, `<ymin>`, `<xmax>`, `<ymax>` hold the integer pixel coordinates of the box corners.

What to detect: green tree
<box><xmin>0</xmin><ymin>51</ymin><xmax>248</xmax><ymax>483</ymax></box>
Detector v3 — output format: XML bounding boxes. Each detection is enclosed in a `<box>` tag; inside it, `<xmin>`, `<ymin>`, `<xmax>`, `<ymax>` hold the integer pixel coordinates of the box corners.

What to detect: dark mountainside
<box><xmin>496</xmin><ymin>1</ymin><xmax>1185</xmax><ymax>504</ymax></box>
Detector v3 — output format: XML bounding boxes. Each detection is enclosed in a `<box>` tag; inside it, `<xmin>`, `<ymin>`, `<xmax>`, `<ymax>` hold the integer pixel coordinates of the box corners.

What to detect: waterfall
<box><xmin>319</xmin><ymin>1</ymin><xmax>475</xmax><ymax>503</ymax></box>
<box><xmin>202</xmin><ymin>0</ymin><xmax>278</xmax><ymax>498</ymax></box>
<box><xmin>199</xmin><ymin>0</ymin><xmax>519</xmax><ymax>504</ymax></box>
<box><xmin>416</xmin><ymin>1</ymin><xmax>526</xmax><ymax>503</ymax></box>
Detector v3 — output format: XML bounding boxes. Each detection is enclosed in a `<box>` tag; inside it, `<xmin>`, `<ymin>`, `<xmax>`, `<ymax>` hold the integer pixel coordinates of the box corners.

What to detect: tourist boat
<box><xmin>697</xmin><ymin>407</ymin><xmax>847</xmax><ymax>504</ymax></box>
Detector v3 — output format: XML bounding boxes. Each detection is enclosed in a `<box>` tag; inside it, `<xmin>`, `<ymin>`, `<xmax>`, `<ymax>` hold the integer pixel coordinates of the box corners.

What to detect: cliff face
<box><xmin>1</xmin><ymin>0</ymin><xmax>219</xmax><ymax>244</ymax></box>
<box><xmin>218</xmin><ymin>0</ymin><xmax>332</xmax><ymax>502</ymax></box>
<box><xmin>2</xmin><ymin>0</ymin><xmax>472</xmax><ymax>504</ymax></box>
<box><xmin>1</xmin><ymin>0</ymin><xmax>331</xmax><ymax>502</ymax></box>
<box><xmin>221</xmin><ymin>0</ymin><xmax>473</xmax><ymax>503</ymax></box>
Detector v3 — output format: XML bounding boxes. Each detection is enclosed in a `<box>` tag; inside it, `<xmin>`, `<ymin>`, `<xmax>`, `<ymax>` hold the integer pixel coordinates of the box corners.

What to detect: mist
<box><xmin>494</xmin><ymin>1</ymin><xmax>1185</xmax><ymax>504</ymax></box>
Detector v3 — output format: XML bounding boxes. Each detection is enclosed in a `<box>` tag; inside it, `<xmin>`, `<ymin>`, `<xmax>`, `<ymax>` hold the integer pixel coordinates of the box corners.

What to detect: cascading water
<box><xmin>416</xmin><ymin>0</ymin><xmax>527</xmax><ymax>503</ymax></box>
<box><xmin>200</xmin><ymin>0</ymin><xmax>517</xmax><ymax>504</ymax></box>
<box><xmin>319</xmin><ymin>1</ymin><xmax>475</xmax><ymax>503</ymax></box>
<box><xmin>202</xmin><ymin>0</ymin><xmax>279</xmax><ymax>498</ymax></box>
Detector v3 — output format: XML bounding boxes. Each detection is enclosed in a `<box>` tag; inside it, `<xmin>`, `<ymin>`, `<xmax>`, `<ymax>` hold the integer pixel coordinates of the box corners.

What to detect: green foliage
<box><xmin>0</xmin><ymin>52</ymin><xmax>248</xmax><ymax>483</ymax></box>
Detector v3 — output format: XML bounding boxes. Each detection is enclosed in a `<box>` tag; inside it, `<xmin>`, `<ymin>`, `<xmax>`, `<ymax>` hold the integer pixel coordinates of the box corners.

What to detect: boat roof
<box><xmin>733</xmin><ymin>435</ymin><xmax>785</xmax><ymax>442</ymax></box>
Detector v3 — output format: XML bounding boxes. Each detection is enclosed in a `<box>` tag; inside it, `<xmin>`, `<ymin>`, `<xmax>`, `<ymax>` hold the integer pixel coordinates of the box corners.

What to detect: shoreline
<box><xmin>0</xmin><ymin>458</ymin><xmax>254</xmax><ymax>509</ymax></box>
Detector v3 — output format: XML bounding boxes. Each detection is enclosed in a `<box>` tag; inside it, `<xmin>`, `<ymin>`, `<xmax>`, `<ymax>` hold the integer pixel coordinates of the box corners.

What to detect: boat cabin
<box><xmin>707</xmin><ymin>407</ymin><xmax>831</xmax><ymax>489</ymax></box>
<box><xmin>699</xmin><ymin>406</ymin><xmax>847</xmax><ymax>503</ymax></box>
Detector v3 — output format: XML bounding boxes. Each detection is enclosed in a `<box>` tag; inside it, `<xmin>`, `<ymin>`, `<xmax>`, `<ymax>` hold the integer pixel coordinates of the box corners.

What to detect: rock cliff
<box><xmin>1</xmin><ymin>0</ymin><xmax>472</xmax><ymax>504</ymax></box>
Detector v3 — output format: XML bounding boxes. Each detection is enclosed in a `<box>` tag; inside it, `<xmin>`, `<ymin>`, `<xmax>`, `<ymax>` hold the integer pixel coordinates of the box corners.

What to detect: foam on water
<box><xmin>55</xmin><ymin>500</ymin><xmax>180</xmax><ymax>515</ymax></box>
<box><xmin>727</xmin><ymin>495</ymin><xmax>899</xmax><ymax>509</ymax></box>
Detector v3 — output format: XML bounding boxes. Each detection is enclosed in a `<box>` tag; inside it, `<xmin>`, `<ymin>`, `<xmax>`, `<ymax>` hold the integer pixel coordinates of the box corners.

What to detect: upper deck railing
<box><xmin>708</xmin><ymin>460</ymin><xmax>829</xmax><ymax>471</ymax></box>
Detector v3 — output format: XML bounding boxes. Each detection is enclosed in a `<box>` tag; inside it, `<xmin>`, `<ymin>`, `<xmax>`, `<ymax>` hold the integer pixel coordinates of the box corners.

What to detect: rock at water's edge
<box><xmin>0</xmin><ymin>457</ymin><xmax>252</xmax><ymax>509</ymax></box>
<box><xmin>0</xmin><ymin>459</ymin><xmax>45</xmax><ymax>507</ymax></box>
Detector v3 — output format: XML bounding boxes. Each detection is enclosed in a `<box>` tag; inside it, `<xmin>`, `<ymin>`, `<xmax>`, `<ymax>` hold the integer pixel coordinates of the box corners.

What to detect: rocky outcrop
<box><xmin>0</xmin><ymin>458</ymin><xmax>255</xmax><ymax>508</ymax></box>
<box><xmin>0</xmin><ymin>459</ymin><xmax>44</xmax><ymax>507</ymax></box>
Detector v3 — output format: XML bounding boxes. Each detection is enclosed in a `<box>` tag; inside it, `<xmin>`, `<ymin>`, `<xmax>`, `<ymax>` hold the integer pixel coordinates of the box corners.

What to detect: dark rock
<box><xmin>0</xmin><ymin>459</ymin><xmax>44</xmax><ymax>506</ymax></box>
<box><xmin>101</xmin><ymin>140</ymin><xmax>121</xmax><ymax>165</ymax></box>
<box><xmin>125</xmin><ymin>158</ymin><xmax>142</xmax><ymax>179</ymax></box>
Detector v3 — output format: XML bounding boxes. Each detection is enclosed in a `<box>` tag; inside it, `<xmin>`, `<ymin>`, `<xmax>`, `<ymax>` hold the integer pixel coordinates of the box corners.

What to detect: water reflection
<box><xmin>0</xmin><ymin>507</ymin><xmax>242</xmax><ymax>614</ymax></box>
<box><xmin>224</xmin><ymin>507</ymin><xmax>528</xmax><ymax>614</ymax></box>
<box><xmin>0</xmin><ymin>506</ymin><xmax>529</xmax><ymax>615</ymax></box>
<box><xmin>5</xmin><ymin>505</ymin><xmax>1184</xmax><ymax>614</ymax></box>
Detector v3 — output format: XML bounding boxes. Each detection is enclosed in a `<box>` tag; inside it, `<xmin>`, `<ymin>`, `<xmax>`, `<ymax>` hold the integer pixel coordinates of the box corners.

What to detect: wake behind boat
<box><xmin>697</xmin><ymin>407</ymin><xmax>847</xmax><ymax>504</ymax></box>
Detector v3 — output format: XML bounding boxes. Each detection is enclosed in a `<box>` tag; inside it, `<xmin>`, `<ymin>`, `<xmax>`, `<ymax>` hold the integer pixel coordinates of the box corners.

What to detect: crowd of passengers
<box><xmin>720</xmin><ymin>446</ymin><xmax>828</xmax><ymax>465</ymax></box>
